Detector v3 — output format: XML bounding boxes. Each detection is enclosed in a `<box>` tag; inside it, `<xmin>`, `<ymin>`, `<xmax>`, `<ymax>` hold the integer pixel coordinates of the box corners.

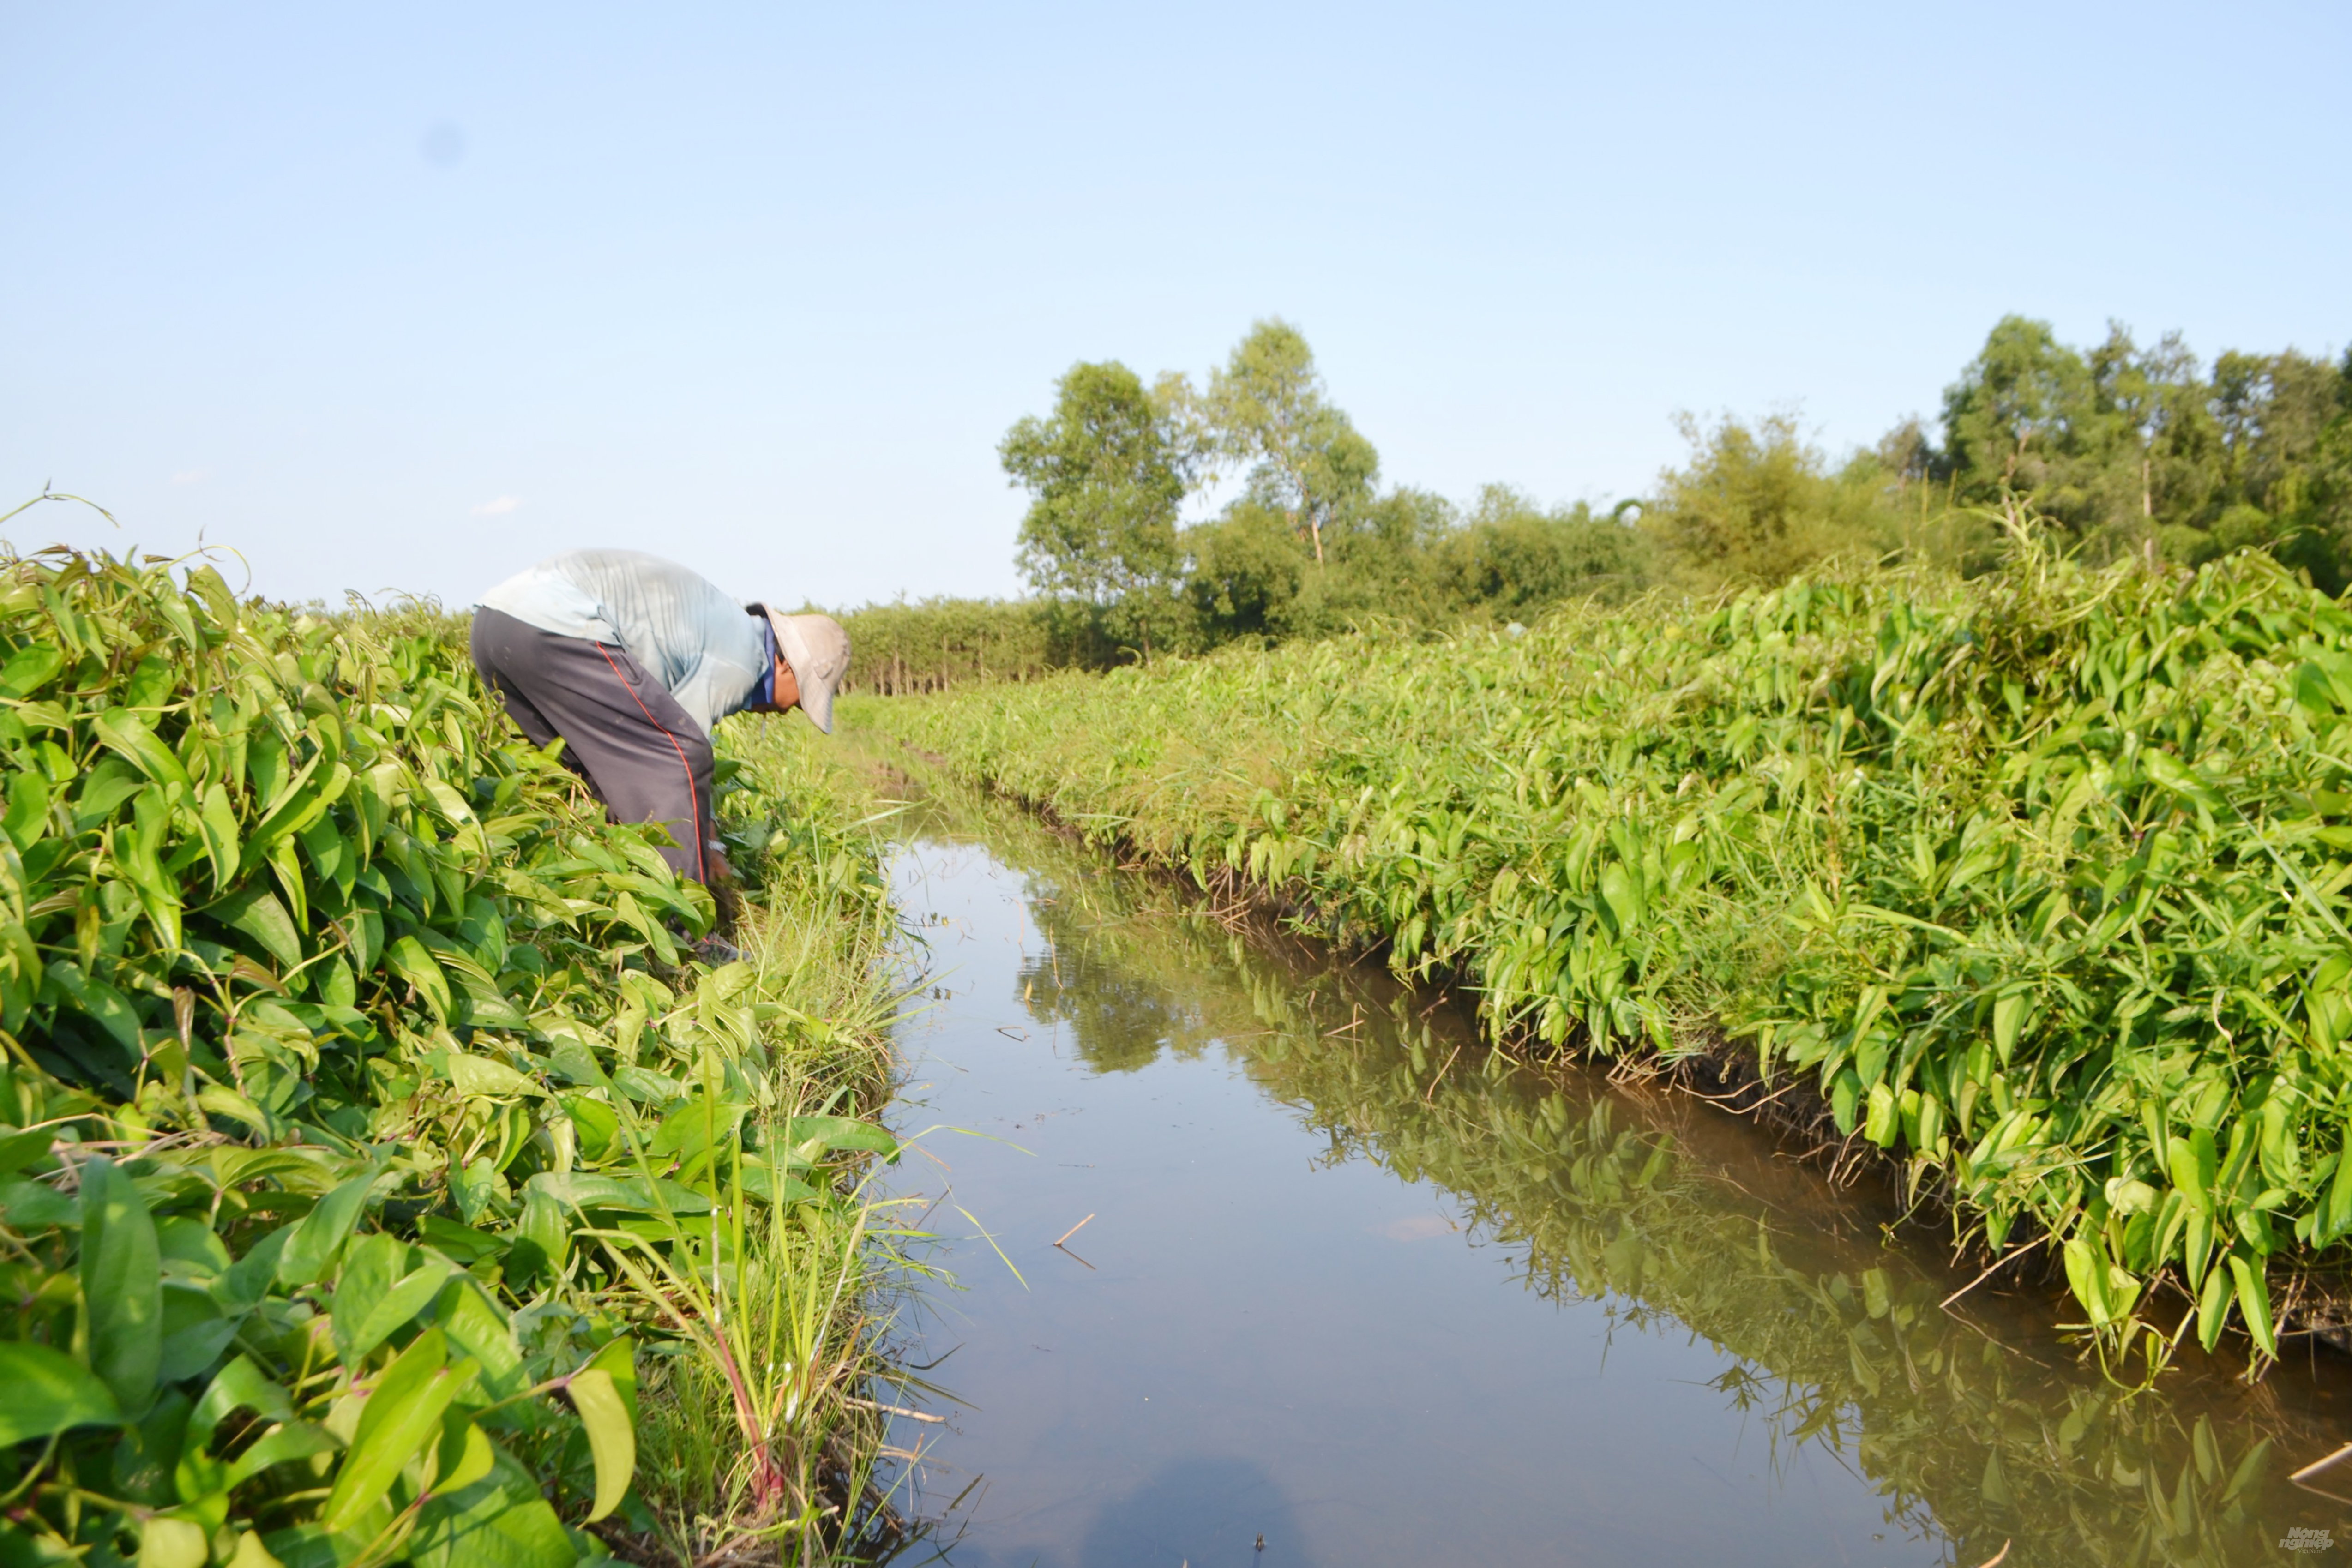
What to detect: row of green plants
<box><xmin>920</xmin><ymin>774</ymin><xmax>2332</xmax><ymax>1565</ymax></box>
<box><xmin>828</xmin><ymin>598</ymin><xmax>1058</xmax><ymax>696</ymax></box>
<box><xmin>0</xmin><ymin>543</ymin><xmax>908</xmax><ymax>1568</ymax></box>
<box><xmin>853</xmin><ymin>528</ymin><xmax>2352</xmax><ymax>1375</ymax></box>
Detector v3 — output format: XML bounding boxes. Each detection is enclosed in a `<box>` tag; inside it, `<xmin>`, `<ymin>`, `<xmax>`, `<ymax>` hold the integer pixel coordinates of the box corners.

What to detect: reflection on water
<box><xmin>879</xmin><ymin>789</ymin><xmax>2352</xmax><ymax>1567</ymax></box>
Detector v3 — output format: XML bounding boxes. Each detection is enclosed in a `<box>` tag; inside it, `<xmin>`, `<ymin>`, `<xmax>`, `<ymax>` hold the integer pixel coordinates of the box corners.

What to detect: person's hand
<box><xmin>692</xmin><ymin>932</ymin><xmax>744</xmax><ymax>966</ymax></box>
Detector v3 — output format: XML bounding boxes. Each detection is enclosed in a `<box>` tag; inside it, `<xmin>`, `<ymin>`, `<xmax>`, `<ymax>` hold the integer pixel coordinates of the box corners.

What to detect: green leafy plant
<box><xmin>864</xmin><ymin>523</ymin><xmax>2352</xmax><ymax>1373</ymax></box>
<box><xmin>0</xmin><ymin>544</ymin><xmax>903</xmax><ymax>1566</ymax></box>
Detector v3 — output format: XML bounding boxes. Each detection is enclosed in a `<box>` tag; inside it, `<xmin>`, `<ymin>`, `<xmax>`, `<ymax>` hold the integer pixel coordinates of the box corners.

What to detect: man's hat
<box><xmin>762</xmin><ymin>609</ymin><xmax>851</xmax><ymax>733</ymax></box>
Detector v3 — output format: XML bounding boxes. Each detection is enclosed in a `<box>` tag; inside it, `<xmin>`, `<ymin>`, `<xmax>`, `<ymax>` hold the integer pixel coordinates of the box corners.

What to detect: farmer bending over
<box><xmin>470</xmin><ymin>548</ymin><xmax>849</xmax><ymax>890</ymax></box>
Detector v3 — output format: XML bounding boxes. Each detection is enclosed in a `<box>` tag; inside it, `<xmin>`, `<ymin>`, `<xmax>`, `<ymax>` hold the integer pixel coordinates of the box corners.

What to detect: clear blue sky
<box><xmin>6</xmin><ymin>2</ymin><xmax>2346</xmax><ymax>610</ymax></box>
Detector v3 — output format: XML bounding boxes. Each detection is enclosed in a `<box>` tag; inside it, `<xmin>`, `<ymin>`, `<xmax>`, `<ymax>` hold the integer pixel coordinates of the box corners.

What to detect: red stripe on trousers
<box><xmin>594</xmin><ymin>643</ymin><xmax>708</xmax><ymax>884</ymax></box>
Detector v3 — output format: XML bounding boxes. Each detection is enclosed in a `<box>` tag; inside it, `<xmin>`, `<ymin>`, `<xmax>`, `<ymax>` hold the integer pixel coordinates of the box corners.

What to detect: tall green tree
<box><xmin>2212</xmin><ymin>348</ymin><xmax>2342</xmax><ymax>509</ymax></box>
<box><xmin>2204</xmin><ymin>348</ymin><xmax>2352</xmax><ymax>585</ymax></box>
<box><xmin>1939</xmin><ymin>315</ymin><xmax>2105</xmax><ymax>524</ymax></box>
<box><xmin>1437</xmin><ymin>485</ymin><xmax>1649</xmax><ymax>613</ymax></box>
<box><xmin>1937</xmin><ymin>317</ymin><xmax>2349</xmax><ymax>579</ymax></box>
<box><xmin>1180</xmin><ymin>505</ymin><xmax>1312</xmax><ymax>643</ymax></box>
<box><xmin>2087</xmin><ymin>324</ymin><xmax>2214</xmax><ymax>537</ymax></box>
<box><xmin>1640</xmin><ymin>411</ymin><xmax>1893</xmax><ymax>587</ymax></box>
<box><xmin>1194</xmin><ymin>319</ymin><xmax>1379</xmax><ymax>565</ymax></box>
<box><xmin>1000</xmin><ymin>360</ymin><xmax>1188</xmax><ymax>654</ymax></box>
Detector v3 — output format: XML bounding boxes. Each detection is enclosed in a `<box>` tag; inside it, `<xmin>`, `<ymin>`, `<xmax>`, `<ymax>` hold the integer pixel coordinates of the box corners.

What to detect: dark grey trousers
<box><xmin>469</xmin><ymin>607</ymin><xmax>715</xmax><ymax>883</ymax></box>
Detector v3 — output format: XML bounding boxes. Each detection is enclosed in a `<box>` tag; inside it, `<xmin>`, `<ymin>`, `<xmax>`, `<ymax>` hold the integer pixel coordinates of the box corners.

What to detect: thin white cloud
<box><xmin>471</xmin><ymin>495</ymin><xmax>521</xmax><ymax>517</ymax></box>
<box><xmin>170</xmin><ymin>469</ymin><xmax>205</xmax><ymax>485</ymax></box>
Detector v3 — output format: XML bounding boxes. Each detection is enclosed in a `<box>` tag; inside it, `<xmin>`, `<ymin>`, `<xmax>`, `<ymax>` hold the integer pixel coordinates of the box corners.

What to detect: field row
<box><xmin>1</xmin><ymin>551</ymin><xmax>904</xmax><ymax>1568</ymax></box>
<box><xmin>859</xmin><ymin>539</ymin><xmax>2352</xmax><ymax>1370</ymax></box>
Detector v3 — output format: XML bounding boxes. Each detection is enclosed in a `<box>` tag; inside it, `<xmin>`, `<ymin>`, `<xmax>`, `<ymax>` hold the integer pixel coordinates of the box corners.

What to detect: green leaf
<box><xmin>224</xmin><ymin>1420</ymin><xmax>339</xmax><ymax>1487</ymax></box>
<box><xmin>94</xmin><ymin>708</ymin><xmax>192</xmax><ymax>793</ymax></box>
<box><xmin>2061</xmin><ymin>1235</ymin><xmax>2110</xmax><ymax>1325</ymax></box>
<box><xmin>2297</xmin><ymin>660</ymin><xmax>2343</xmax><ymax>716</ymax></box>
<box><xmin>1851</xmin><ymin>1027</ymin><xmax>1890</xmax><ymax>1090</ymax></box>
<box><xmin>2196</xmin><ymin>1258</ymin><xmax>2233</xmax><ymax>1351</ymax></box>
<box><xmin>783</xmin><ymin>1114</ymin><xmax>899</xmax><ymax>1159</ymax></box>
<box><xmin>224</xmin><ymin>1532</ymin><xmax>284</xmax><ymax>1568</ymax></box>
<box><xmin>2324</xmin><ymin>1127</ymin><xmax>2352</xmax><ymax>1245</ymax></box>
<box><xmin>1597</xmin><ymin>861</ymin><xmax>1641</xmax><ymax>936</ymax></box>
<box><xmin>156</xmin><ymin>1214</ymin><xmax>232</xmax><ymax>1278</ymax></box>
<box><xmin>3</xmin><ymin>768</ymin><xmax>49</xmax><ymax>849</ymax></box>
<box><xmin>1862</xmin><ymin>1082</ymin><xmax>1899</xmax><ymax>1147</ymax></box>
<box><xmin>1829</xmin><ymin>1071</ymin><xmax>1860</xmax><ymax>1136</ymax></box>
<box><xmin>322</xmin><ymin>1327</ymin><xmax>463</xmax><ymax>1532</ymax></box>
<box><xmin>384</xmin><ymin>935</ymin><xmax>453</xmax><ymax>1020</ymax></box>
<box><xmin>415</xmin><ymin>1216</ymin><xmax>506</xmax><ymax>1266</ymax></box>
<box><xmin>567</xmin><ymin>1366</ymin><xmax>635</xmax><ymax>1522</ymax></box>
<box><xmin>586</xmin><ymin>1335</ymin><xmax>637</xmax><ymax>1419</ymax></box>
<box><xmin>420</xmin><ymin>776</ymin><xmax>476</xmax><ymax>827</ymax></box>
<box><xmin>157</xmin><ymin>1286</ymin><xmax>239</xmax><ymax>1382</ymax></box>
<box><xmin>506</xmin><ymin>1190</ymin><xmax>568</xmax><ymax>1286</ymax></box>
<box><xmin>2184</xmin><ymin>1206</ymin><xmax>2215</xmax><ymax>1290</ymax></box>
<box><xmin>196</xmin><ymin>783</ymin><xmax>243</xmax><ymax>893</ymax></box>
<box><xmin>562</xmin><ymin>1095</ymin><xmax>619</xmax><ymax>1160</ymax></box>
<box><xmin>119</xmin><ymin>789</ymin><xmax>186</xmax><ymax>950</ymax></box>
<box><xmin>613</xmin><ymin>1064</ymin><xmax>685</xmax><ymax>1105</ymax></box>
<box><xmin>0</xmin><ymin>642</ymin><xmax>66</xmax><ymax>698</ymax></box>
<box><xmin>2229</xmin><ymin>1254</ymin><xmax>2278</xmax><ymax>1358</ymax></box>
<box><xmin>1991</xmin><ymin>990</ymin><xmax>2026</xmax><ymax>1064</ymax></box>
<box><xmin>0</xmin><ymin>1175</ymin><xmax>77</xmax><ymax>1228</ymax></box>
<box><xmin>331</xmin><ymin>1233</ymin><xmax>455</xmax><ymax>1367</ymax></box>
<box><xmin>739</xmin><ymin>1159</ymin><xmax>823</xmax><ymax>1207</ymax></box>
<box><xmin>46</xmin><ymin>960</ymin><xmax>144</xmax><ymax>1056</ymax></box>
<box><xmin>346</xmin><ymin>906</ymin><xmax>382</xmax><ymax>973</ymax></box>
<box><xmin>206</xmin><ymin>885</ymin><xmax>303</xmax><ymax>972</ymax></box>
<box><xmin>277</xmin><ymin>1168</ymin><xmax>379</xmax><ymax>1287</ymax></box>
<box><xmin>0</xmin><ymin>1124</ymin><xmax>54</xmax><ymax>1178</ymax></box>
<box><xmin>430</xmin><ymin>1278</ymin><xmax>528</xmax><ymax>1401</ymax></box>
<box><xmin>2167</xmin><ymin>1134</ymin><xmax>2211</xmax><ymax>1214</ymax></box>
<box><xmin>246</xmin><ymin>759</ymin><xmax>339</xmax><ymax>861</ymax></box>
<box><xmin>445</xmin><ymin>1156</ymin><xmax>498</xmax><ymax>1226</ymax></box>
<box><xmin>134</xmin><ymin>1514</ymin><xmax>209</xmax><ymax>1568</ymax></box>
<box><xmin>444</xmin><ymin>1052</ymin><xmax>542</xmax><ymax>1102</ymax></box>
<box><xmin>112</xmin><ymin>1387</ymin><xmax>193</xmax><ymax>1508</ymax></box>
<box><xmin>2139</xmin><ymin>748</ymin><xmax>2214</xmax><ymax>815</ymax></box>
<box><xmin>213</xmin><ymin>1226</ymin><xmax>295</xmax><ymax>1315</ymax></box>
<box><xmin>81</xmin><ymin>1154</ymin><xmax>164</xmax><ymax>1414</ymax></box>
<box><xmin>432</xmin><ymin>1415</ymin><xmax>497</xmax><ymax>1496</ymax></box>
<box><xmin>187</xmin><ymin>1356</ymin><xmax>296</xmax><ymax>1457</ymax></box>
<box><xmin>452</xmin><ymin>976</ymin><xmax>528</xmax><ymax>1030</ymax></box>
<box><xmin>409</xmin><ymin>1447</ymin><xmax>574</xmax><ymax>1568</ymax></box>
<box><xmin>525</xmin><ymin>1170</ymin><xmax>714</xmax><ymax>1216</ymax></box>
<box><xmin>647</xmin><ymin>1093</ymin><xmax>746</xmax><ymax>1161</ymax></box>
<box><xmin>0</xmin><ymin>1339</ymin><xmax>126</xmax><ymax>1443</ymax></box>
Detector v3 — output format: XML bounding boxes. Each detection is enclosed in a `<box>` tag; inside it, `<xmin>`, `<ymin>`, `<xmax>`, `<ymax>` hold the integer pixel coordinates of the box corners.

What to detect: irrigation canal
<box><xmin>873</xmin><ymin>799</ymin><xmax>2352</xmax><ymax>1567</ymax></box>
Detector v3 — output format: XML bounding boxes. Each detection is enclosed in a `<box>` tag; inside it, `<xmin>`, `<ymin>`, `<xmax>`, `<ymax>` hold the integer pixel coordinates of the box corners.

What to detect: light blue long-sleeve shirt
<box><xmin>477</xmin><ymin>549</ymin><xmax>771</xmax><ymax>737</ymax></box>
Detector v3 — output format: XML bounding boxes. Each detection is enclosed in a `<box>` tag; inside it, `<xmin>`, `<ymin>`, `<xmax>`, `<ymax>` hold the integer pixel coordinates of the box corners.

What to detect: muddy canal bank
<box><xmin>871</xmin><ymin>795</ymin><xmax>2352</xmax><ymax>1567</ymax></box>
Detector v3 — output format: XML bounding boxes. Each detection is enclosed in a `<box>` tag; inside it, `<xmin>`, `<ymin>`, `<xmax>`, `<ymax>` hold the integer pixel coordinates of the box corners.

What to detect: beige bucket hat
<box><xmin>761</xmin><ymin>608</ymin><xmax>851</xmax><ymax>733</ymax></box>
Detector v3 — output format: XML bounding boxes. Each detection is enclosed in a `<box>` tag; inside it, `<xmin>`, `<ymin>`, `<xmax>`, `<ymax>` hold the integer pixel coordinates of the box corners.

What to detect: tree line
<box><xmin>835</xmin><ymin>314</ymin><xmax>2351</xmax><ymax>681</ymax></box>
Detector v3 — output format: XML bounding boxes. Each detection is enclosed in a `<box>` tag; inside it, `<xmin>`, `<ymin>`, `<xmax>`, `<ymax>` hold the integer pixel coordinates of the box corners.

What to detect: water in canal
<box><xmin>872</xmin><ymin>796</ymin><xmax>2352</xmax><ymax>1567</ymax></box>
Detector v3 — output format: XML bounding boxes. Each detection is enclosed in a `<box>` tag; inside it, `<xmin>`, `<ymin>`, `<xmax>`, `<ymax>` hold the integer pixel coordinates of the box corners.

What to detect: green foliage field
<box><xmin>0</xmin><ymin>547</ymin><xmax>904</xmax><ymax>1567</ymax></box>
<box><xmin>857</xmin><ymin>533</ymin><xmax>2352</xmax><ymax>1373</ymax></box>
